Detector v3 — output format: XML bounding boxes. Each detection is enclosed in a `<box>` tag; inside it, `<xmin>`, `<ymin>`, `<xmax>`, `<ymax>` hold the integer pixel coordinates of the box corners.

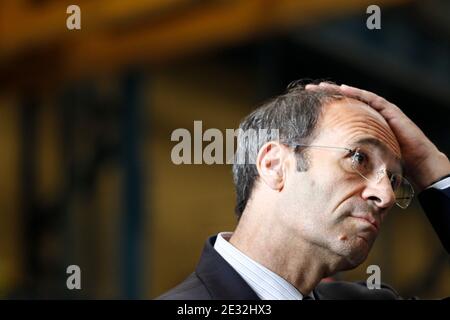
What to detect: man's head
<box><xmin>232</xmin><ymin>82</ymin><xmax>402</xmax><ymax>270</ymax></box>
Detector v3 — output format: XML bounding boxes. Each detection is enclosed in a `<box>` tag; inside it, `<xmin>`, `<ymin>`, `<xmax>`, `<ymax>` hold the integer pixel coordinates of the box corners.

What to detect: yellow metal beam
<box><xmin>63</xmin><ymin>0</ymin><xmax>411</xmax><ymax>76</ymax></box>
<box><xmin>0</xmin><ymin>0</ymin><xmax>191</xmax><ymax>58</ymax></box>
<box><xmin>0</xmin><ymin>0</ymin><xmax>411</xmax><ymax>85</ymax></box>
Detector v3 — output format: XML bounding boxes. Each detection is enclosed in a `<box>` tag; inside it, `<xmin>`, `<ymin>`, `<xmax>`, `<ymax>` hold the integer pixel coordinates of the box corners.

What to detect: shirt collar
<box><xmin>214</xmin><ymin>232</ymin><xmax>315</xmax><ymax>300</ymax></box>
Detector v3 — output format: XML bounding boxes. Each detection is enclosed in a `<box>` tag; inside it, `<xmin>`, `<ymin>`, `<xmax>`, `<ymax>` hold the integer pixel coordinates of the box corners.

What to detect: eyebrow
<box><xmin>351</xmin><ymin>137</ymin><xmax>404</xmax><ymax>174</ymax></box>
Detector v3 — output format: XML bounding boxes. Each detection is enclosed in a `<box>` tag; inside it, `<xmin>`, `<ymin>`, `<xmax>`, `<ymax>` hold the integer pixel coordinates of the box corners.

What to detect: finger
<box><xmin>305</xmin><ymin>84</ymin><xmax>321</xmax><ymax>91</ymax></box>
<box><xmin>306</xmin><ymin>83</ymin><xmax>342</xmax><ymax>92</ymax></box>
<box><xmin>340</xmin><ymin>85</ymin><xmax>406</xmax><ymax>124</ymax></box>
<box><xmin>306</xmin><ymin>82</ymin><xmax>340</xmax><ymax>89</ymax></box>
<box><xmin>317</xmin><ymin>82</ymin><xmax>388</xmax><ymax>110</ymax></box>
<box><xmin>340</xmin><ymin>84</ymin><xmax>393</xmax><ymax>112</ymax></box>
<box><xmin>340</xmin><ymin>85</ymin><xmax>378</xmax><ymax>104</ymax></box>
<box><xmin>307</xmin><ymin>83</ymin><xmax>385</xmax><ymax>110</ymax></box>
<box><xmin>318</xmin><ymin>82</ymin><xmax>341</xmax><ymax>90</ymax></box>
<box><xmin>308</xmin><ymin>83</ymin><xmax>398</xmax><ymax>117</ymax></box>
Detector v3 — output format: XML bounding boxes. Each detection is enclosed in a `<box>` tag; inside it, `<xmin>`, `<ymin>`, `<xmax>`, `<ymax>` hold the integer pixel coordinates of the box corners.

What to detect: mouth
<box><xmin>351</xmin><ymin>215</ymin><xmax>379</xmax><ymax>234</ymax></box>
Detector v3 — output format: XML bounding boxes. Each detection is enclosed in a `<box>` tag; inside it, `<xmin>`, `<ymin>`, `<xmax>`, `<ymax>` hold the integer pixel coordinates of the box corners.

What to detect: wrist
<box><xmin>413</xmin><ymin>152</ymin><xmax>450</xmax><ymax>192</ymax></box>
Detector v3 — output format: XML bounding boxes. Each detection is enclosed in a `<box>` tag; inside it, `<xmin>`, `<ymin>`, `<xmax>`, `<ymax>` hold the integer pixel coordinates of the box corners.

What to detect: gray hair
<box><xmin>232</xmin><ymin>81</ymin><xmax>344</xmax><ymax>218</ymax></box>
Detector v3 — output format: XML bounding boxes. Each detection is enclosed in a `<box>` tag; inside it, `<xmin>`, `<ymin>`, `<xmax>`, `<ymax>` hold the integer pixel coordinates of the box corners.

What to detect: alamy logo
<box><xmin>366</xmin><ymin>5</ymin><xmax>381</xmax><ymax>30</ymax></box>
<box><xmin>366</xmin><ymin>264</ymin><xmax>381</xmax><ymax>289</ymax></box>
<box><xmin>66</xmin><ymin>5</ymin><xmax>81</xmax><ymax>30</ymax></box>
<box><xmin>66</xmin><ymin>265</ymin><xmax>81</xmax><ymax>290</ymax></box>
<box><xmin>170</xmin><ymin>121</ymin><xmax>279</xmax><ymax>165</ymax></box>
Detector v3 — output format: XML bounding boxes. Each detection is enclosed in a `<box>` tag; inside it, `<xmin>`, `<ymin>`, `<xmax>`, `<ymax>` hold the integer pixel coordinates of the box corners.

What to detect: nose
<box><xmin>361</xmin><ymin>174</ymin><xmax>396</xmax><ymax>209</ymax></box>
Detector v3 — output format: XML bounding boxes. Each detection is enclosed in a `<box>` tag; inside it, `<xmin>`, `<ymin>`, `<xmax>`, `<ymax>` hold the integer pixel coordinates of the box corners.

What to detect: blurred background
<box><xmin>0</xmin><ymin>0</ymin><xmax>449</xmax><ymax>299</ymax></box>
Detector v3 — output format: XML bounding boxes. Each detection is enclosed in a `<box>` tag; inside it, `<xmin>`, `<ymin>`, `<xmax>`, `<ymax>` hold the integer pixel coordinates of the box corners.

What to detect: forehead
<box><xmin>316</xmin><ymin>98</ymin><xmax>402</xmax><ymax>166</ymax></box>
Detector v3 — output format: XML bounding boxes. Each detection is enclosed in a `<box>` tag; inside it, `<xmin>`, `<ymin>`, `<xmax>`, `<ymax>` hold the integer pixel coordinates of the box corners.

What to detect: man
<box><xmin>158</xmin><ymin>82</ymin><xmax>450</xmax><ymax>300</ymax></box>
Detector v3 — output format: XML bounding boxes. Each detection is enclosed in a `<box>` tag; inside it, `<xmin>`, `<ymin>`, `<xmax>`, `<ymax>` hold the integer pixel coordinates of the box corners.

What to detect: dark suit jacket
<box><xmin>157</xmin><ymin>187</ymin><xmax>450</xmax><ymax>300</ymax></box>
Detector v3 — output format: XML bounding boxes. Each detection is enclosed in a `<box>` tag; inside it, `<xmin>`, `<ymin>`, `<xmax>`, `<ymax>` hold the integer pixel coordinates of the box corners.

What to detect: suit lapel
<box><xmin>195</xmin><ymin>235</ymin><xmax>260</xmax><ymax>300</ymax></box>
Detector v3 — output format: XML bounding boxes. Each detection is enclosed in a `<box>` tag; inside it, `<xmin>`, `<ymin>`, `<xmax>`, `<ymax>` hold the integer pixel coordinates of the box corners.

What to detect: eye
<box><xmin>352</xmin><ymin>150</ymin><xmax>367</xmax><ymax>166</ymax></box>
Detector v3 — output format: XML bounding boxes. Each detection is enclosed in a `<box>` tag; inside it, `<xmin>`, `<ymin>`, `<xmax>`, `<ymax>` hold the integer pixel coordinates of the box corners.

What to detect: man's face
<box><xmin>282</xmin><ymin>98</ymin><xmax>402</xmax><ymax>269</ymax></box>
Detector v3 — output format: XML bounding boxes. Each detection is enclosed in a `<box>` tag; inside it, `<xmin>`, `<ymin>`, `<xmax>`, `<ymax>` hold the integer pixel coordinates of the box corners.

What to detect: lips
<box><xmin>351</xmin><ymin>215</ymin><xmax>379</xmax><ymax>233</ymax></box>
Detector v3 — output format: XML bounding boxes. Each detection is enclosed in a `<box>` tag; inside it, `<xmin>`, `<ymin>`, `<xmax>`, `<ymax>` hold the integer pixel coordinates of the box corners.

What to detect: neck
<box><xmin>229</xmin><ymin>210</ymin><xmax>341</xmax><ymax>296</ymax></box>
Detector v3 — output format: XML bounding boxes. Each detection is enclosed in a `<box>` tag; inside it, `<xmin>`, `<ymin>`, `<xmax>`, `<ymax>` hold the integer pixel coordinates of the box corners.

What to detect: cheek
<box><xmin>288</xmin><ymin>175</ymin><xmax>320</xmax><ymax>207</ymax></box>
<box><xmin>283</xmin><ymin>165</ymin><xmax>358</xmax><ymax>226</ymax></box>
<box><xmin>310</xmin><ymin>173</ymin><xmax>347</xmax><ymax>211</ymax></box>
<box><xmin>286</xmin><ymin>175</ymin><xmax>332</xmax><ymax>226</ymax></box>
<box><xmin>280</xmin><ymin>174</ymin><xmax>319</xmax><ymax>226</ymax></box>
<box><xmin>310</xmin><ymin>178</ymin><xmax>363</xmax><ymax>233</ymax></box>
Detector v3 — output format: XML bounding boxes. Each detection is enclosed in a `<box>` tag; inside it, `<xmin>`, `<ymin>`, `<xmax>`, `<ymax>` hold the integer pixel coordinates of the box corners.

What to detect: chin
<box><xmin>334</xmin><ymin>235</ymin><xmax>373</xmax><ymax>270</ymax></box>
<box><xmin>345</xmin><ymin>249</ymin><xmax>369</xmax><ymax>269</ymax></box>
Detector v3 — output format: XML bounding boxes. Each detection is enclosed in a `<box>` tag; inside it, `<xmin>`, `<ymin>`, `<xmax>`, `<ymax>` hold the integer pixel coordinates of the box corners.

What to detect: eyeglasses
<box><xmin>291</xmin><ymin>144</ymin><xmax>414</xmax><ymax>209</ymax></box>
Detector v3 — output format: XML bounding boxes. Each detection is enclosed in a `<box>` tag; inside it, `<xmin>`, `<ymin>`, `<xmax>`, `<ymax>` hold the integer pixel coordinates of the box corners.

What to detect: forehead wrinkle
<box><xmin>321</xmin><ymin>102</ymin><xmax>401</xmax><ymax>157</ymax></box>
<box><xmin>342</xmin><ymin>121</ymin><xmax>400</xmax><ymax>157</ymax></box>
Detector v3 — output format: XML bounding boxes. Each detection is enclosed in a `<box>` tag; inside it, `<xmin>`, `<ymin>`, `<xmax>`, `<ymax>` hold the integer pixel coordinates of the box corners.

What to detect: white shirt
<box><xmin>214</xmin><ymin>232</ymin><xmax>314</xmax><ymax>300</ymax></box>
<box><xmin>429</xmin><ymin>176</ymin><xmax>450</xmax><ymax>190</ymax></box>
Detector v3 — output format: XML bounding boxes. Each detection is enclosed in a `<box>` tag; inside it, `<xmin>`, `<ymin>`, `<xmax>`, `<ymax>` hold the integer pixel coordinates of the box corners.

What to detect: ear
<box><xmin>256</xmin><ymin>141</ymin><xmax>289</xmax><ymax>191</ymax></box>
